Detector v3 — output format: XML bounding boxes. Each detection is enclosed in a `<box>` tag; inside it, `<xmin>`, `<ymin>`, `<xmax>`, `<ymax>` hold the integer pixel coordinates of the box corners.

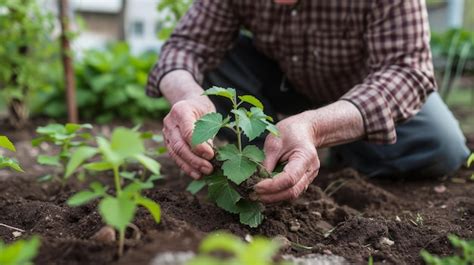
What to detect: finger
<box><xmin>166</xmin><ymin>126</ymin><xmax>213</xmax><ymax>175</ymax></box>
<box><xmin>168</xmin><ymin>147</ymin><xmax>202</xmax><ymax>180</ymax></box>
<box><xmin>258</xmin><ymin>171</ymin><xmax>312</xmax><ymax>203</ymax></box>
<box><xmin>178</xmin><ymin>116</ymin><xmax>215</xmax><ymax>160</ymax></box>
<box><xmin>255</xmin><ymin>154</ymin><xmax>309</xmax><ymax>194</ymax></box>
<box><xmin>262</xmin><ymin>135</ymin><xmax>282</xmax><ymax>172</ymax></box>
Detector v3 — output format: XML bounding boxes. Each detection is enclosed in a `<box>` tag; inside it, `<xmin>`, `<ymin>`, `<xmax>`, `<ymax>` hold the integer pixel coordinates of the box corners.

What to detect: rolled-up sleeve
<box><xmin>340</xmin><ymin>0</ymin><xmax>436</xmax><ymax>144</ymax></box>
<box><xmin>146</xmin><ymin>0</ymin><xmax>240</xmax><ymax>97</ymax></box>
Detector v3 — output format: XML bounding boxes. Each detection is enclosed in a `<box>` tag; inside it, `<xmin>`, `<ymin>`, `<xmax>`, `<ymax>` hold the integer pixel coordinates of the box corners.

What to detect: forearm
<box><xmin>304</xmin><ymin>100</ymin><xmax>365</xmax><ymax>148</ymax></box>
<box><xmin>160</xmin><ymin>70</ymin><xmax>215</xmax><ymax>110</ymax></box>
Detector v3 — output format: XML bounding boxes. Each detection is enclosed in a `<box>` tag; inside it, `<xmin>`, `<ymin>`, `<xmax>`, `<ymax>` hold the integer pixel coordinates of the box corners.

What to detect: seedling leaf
<box><xmin>239</xmin><ymin>95</ymin><xmax>264</xmax><ymax>110</ymax></box>
<box><xmin>110</xmin><ymin>127</ymin><xmax>145</xmax><ymax>158</ymax></box>
<box><xmin>67</xmin><ymin>182</ymin><xmax>106</xmax><ymax>206</ymax></box>
<box><xmin>99</xmin><ymin>195</ymin><xmax>137</xmax><ymax>232</ymax></box>
<box><xmin>187</xmin><ymin>179</ymin><xmax>207</xmax><ymax>194</ymax></box>
<box><xmin>65</xmin><ymin>146</ymin><xmax>98</xmax><ymax>178</ymax></box>
<box><xmin>136</xmin><ymin>196</ymin><xmax>161</xmax><ymax>223</ymax></box>
<box><xmin>203</xmin><ymin>86</ymin><xmax>236</xmax><ymax>103</ymax></box>
<box><xmin>84</xmin><ymin>161</ymin><xmax>114</xmax><ymax>171</ymax></box>
<box><xmin>217</xmin><ymin>145</ymin><xmax>257</xmax><ymax>185</ymax></box>
<box><xmin>207</xmin><ymin>173</ymin><xmax>241</xmax><ymax>213</ymax></box>
<box><xmin>242</xmin><ymin>145</ymin><xmax>265</xmax><ymax>163</ymax></box>
<box><xmin>0</xmin><ymin>156</ymin><xmax>23</xmax><ymax>172</ymax></box>
<box><xmin>37</xmin><ymin>155</ymin><xmax>61</xmax><ymax>166</ymax></box>
<box><xmin>200</xmin><ymin>233</ymin><xmax>246</xmax><ymax>254</ymax></box>
<box><xmin>0</xmin><ymin>136</ymin><xmax>16</xmax><ymax>151</ymax></box>
<box><xmin>191</xmin><ymin>112</ymin><xmax>225</xmax><ymax>146</ymax></box>
<box><xmin>0</xmin><ymin>236</ymin><xmax>40</xmax><ymax>265</ymax></box>
<box><xmin>134</xmin><ymin>154</ymin><xmax>161</xmax><ymax>175</ymax></box>
<box><xmin>237</xmin><ymin>200</ymin><xmax>264</xmax><ymax>228</ymax></box>
<box><xmin>233</xmin><ymin>109</ymin><xmax>266</xmax><ymax>141</ymax></box>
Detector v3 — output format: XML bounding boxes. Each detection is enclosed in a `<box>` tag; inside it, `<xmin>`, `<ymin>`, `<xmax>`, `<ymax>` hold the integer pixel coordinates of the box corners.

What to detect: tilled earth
<box><xmin>0</xmin><ymin>123</ymin><xmax>472</xmax><ymax>265</ymax></box>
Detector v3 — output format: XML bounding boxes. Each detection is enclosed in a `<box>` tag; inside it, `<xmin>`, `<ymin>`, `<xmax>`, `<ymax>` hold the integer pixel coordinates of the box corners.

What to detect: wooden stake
<box><xmin>59</xmin><ymin>0</ymin><xmax>78</xmax><ymax>123</ymax></box>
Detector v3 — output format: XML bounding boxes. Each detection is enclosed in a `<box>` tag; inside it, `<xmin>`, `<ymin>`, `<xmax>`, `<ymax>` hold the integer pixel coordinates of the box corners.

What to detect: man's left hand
<box><xmin>254</xmin><ymin>112</ymin><xmax>320</xmax><ymax>203</ymax></box>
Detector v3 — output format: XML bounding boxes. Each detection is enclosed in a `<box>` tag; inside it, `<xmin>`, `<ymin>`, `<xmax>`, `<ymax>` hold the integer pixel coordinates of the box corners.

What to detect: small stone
<box><xmin>440</xmin><ymin>204</ymin><xmax>447</xmax><ymax>209</ymax></box>
<box><xmin>310</xmin><ymin>211</ymin><xmax>322</xmax><ymax>218</ymax></box>
<box><xmin>395</xmin><ymin>216</ymin><xmax>401</xmax><ymax>222</ymax></box>
<box><xmin>91</xmin><ymin>226</ymin><xmax>116</xmax><ymax>242</ymax></box>
<box><xmin>323</xmin><ymin>249</ymin><xmax>333</xmax><ymax>255</ymax></box>
<box><xmin>434</xmin><ymin>185</ymin><xmax>446</xmax><ymax>193</ymax></box>
<box><xmin>379</xmin><ymin>237</ymin><xmax>394</xmax><ymax>246</ymax></box>
<box><xmin>273</xmin><ymin>235</ymin><xmax>291</xmax><ymax>250</ymax></box>
<box><xmin>12</xmin><ymin>231</ymin><xmax>22</xmax><ymax>238</ymax></box>
<box><xmin>244</xmin><ymin>234</ymin><xmax>253</xmax><ymax>242</ymax></box>
<box><xmin>289</xmin><ymin>219</ymin><xmax>301</xmax><ymax>232</ymax></box>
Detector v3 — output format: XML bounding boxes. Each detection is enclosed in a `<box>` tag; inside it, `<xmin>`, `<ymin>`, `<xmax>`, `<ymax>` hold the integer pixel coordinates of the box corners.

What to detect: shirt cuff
<box><xmin>340</xmin><ymin>85</ymin><xmax>397</xmax><ymax>144</ymax></box>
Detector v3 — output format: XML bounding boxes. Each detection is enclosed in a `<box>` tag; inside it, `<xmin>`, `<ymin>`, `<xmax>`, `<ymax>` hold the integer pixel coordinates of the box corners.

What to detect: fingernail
<box><xmin>190</xmin><ymin>172</ymin><xmax>200</xmax><ymax>179</ymax></box>
<box><xmin>201</xmin><ymin>152</ymin><xmax>213</xmax><ymax>160</ymax></box>
<box><xmin>200</xmin><ymin>166</ymin><xmax>212</xmax><ymax>174</ymax></box>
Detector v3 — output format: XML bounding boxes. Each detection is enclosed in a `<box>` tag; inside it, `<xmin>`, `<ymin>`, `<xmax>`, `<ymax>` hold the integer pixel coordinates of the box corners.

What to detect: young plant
<box><xmin>468</xmin><ymin>154</ymin><xmax>474</xmax><ymax>180</ymax></box>
<box><xmin>187</xmin><ymin>87</ymin><xmax>278</xmax><ymax>228</ymax></box>
<box><xmin>66</xmin><ymin>127</ymin><xmax>162</xmax><ymax>256</ymax></box>
<box><xmin>186</xmin><ymin>232</ymin><xmax>291</xmax><ymax>265</ymax></box>
<box><xmin>0</xmin><ymin>237</ymin><xmax>40</xmax><ymax>265</ymax></box>
<box><xmin>32</xmin><ymin>123</ymin><xmax>93</xmax><ymax>182</ymax></box>
<box><xmin>0</xmin><ymin>135</ymin><xmax>23</xmax><ymax>172</ymax></box>
<box><xmin>420</xmin><ymin>234</ymin><xmax>474</xmax><ymax>265</ymax></box>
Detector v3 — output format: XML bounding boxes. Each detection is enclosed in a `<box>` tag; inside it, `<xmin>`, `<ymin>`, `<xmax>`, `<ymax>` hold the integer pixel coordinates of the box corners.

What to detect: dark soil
<box><xmin>0</xmin><ymin>124</ymin><xmax>473</xmax><ymax>265</ymax></box>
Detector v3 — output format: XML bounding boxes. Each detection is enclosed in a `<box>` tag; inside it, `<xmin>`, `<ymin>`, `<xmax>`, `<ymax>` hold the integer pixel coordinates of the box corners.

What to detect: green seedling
<box><xmin>467</xmin><ymin>154</ymin><xmax>474</xmax><ymax>180</ymax></box>
<box><xmin>421</xmin><ymin>234</ymin><xmax>474</xmax><ymax>265</ymax></box>
<box><xmin>187</xmin><ymin>87</ymin><xmax>278</xmax><ymax>228</ymax></box>
<box><xmin>32</xmin><ymin>123</ymin><xmax>93</xmax><ymax>183</ymax></box>
<box><xmin>0</xmin><ymin>135</ymin><xmax>23</xmax><ymax>172</ymax></box>
<box><xmin>0</xmin><ymin>237</ymin><xmax>40</xmax><ymax>265</ymax></box>
<box><xmin>186</xmin><ymin>232</ymin><xmax>291</xmax><ymax>265</ymax></box>
<box><xmin>66</xmin><ymin>127</ymin><xmax>162</xmax><ymax>256</ymax></box>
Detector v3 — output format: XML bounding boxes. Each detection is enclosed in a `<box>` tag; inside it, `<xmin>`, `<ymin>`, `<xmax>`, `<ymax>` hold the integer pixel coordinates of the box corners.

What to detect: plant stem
<box><xmin>118</xmin><ymin>228</ymin><xmax>125</xmax><ymax>257</ymax></box>
<box><xmin>113</xmin><ymin>166</ymin><xmax>122</xmax><ymax>194</ymax></box>
<box><xmin>233</xmin><ymin>101</ymin><xmax>242</xmax><ymax>152</ymax></box>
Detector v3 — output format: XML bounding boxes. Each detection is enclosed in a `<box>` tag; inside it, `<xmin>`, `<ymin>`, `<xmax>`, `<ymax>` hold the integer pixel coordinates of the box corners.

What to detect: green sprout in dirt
<box><xmin>187</xmin><ymin>87</ymin><xmax>278</xmax><ymax>228</ymax></box>
<box><xmin>420</xmin><ymin>234</ymin><xmax>474</xmax><ymax>265</ymax></box>
<box><xmin>32</xmin><ymin>123</ymin><xmax>93</xmax><ymax>183</ymax></box>
<box><xmin>467</xmin><ymin>154</ymin><xmax>474</xmax><ymax>180</ymax></box>
<box><xmin>187</xmin><ymin>232</ymin><xmax>291</xmax><ymax>265</ymax></box>
<box><xmin>66</xmin><ymin>127</ymin><xmax>162</xmax><ymax>257</ymax></box>
<box><xmin>0</xmin><ymin>237</ymin><xmax>40</xmax><ymax>265</ymax></box>
<box><xmin>0</xmin><ymin>135</ymin><xmax>23</xmax><ymax>172</ymax></box>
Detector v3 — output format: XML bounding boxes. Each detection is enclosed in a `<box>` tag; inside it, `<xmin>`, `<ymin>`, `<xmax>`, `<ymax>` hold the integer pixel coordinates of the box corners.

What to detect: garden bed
<box><xmin>0</xmin><ymin>123</ymin><xmax>473</xmax><ymax>265</ymax></box>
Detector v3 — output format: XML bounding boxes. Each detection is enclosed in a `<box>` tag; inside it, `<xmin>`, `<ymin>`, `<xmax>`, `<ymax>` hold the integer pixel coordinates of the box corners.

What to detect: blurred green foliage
<box><xmin>431</xmin><ymin>28</ymin><xmax>474</xmax><ymax>61</ymax></box>
<box><xmin>35</xmin><ymin>43</ymin><xmax>169</xmax><ymax>124</ymax></box>
<box><xmin>156</xmin><ymin>0</ymin><xmax>192</xmax><ymax>40</ymax></box>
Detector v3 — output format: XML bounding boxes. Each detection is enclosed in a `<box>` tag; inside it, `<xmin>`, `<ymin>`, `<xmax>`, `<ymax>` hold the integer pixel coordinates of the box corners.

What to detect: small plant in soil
<box><xmin>468</xmin><ymin>154</ymin><xmax>474</xmax><ymax>180</ymax></box>
<box><xmin>0</xmin><ymin>135</ymin><xmax>23</xmax><ymax>172</ymax></box>
<box><xmin>0</xmin><ymin>236</ymin><xmax>40</xmax><ymax>265</ymax></box>
<box><xmin>32</xmin><ymin>123</ymin><xmax>93</xmax><ymax>183</ymax></box>
<box><xmin>187</xmin><ymin>87</ymin><xmax>278</xmax><ymax>228</ymax></box>
<box><xmin>186</xmin><ymin>232</ymin><xmax>291</xmax><ymax>265</ymax></box>
<box><xmin>420</xmin><ymin>234</ymin><xmax>474</xmax><ymax>265</ymax></box>
<box><xmin>66</xmin><ymin>127</ymin><xmax>162</xmax><ymax>256</ymax></box>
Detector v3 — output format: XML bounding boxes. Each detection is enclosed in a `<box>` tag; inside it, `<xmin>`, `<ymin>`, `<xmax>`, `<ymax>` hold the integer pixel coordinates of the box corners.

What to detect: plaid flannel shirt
<box><xmin>147</xmin><ymin>0</ymin><xmax>436</xmax><ymax>144</ymax></box>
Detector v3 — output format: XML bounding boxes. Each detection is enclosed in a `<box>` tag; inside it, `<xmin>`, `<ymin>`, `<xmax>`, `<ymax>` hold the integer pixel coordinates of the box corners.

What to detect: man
<box><xmin>147</xmin><ymin>0</ymin><xmax>470</xmax><ymax>203</ymax></box>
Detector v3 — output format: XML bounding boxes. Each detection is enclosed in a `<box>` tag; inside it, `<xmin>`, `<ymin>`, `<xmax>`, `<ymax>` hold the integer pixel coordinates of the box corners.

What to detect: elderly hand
<box><xmin>254</xmin><ymin>112</ymin><xmax>320</xmax><ymax>203</ymax></box>
<box><xmin>162</xmin><ymin>96</ymin><xmax>216</xmax><ymax>179</ymax></box>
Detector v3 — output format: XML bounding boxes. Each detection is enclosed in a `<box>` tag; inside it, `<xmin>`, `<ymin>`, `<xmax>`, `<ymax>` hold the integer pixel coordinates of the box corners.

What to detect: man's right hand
<box><xmin>160</xmin><ymin>70</ymin><xmax>215</xmax><ymax>180</ymax></box>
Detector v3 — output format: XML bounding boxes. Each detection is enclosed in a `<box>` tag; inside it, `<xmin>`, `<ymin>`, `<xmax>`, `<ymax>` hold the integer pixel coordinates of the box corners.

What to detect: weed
<box><xmin>66</xmin><ymin>127</ymin><xmax>162</xmax><ymax>256</ymax></box>
<box><xmin>421</xmin><ymin>234</ymin><xmax>474</xmax><ymax>265</ymax></box>
<box><xmin>186</xmin><ymin>232</ymin><xmax>291</xmax><ymax>265</ymax></box>
<box><xmin>187</xmin><ymin>87</ymin><xmax>278</xmax><ymax>227</ymax></box>
<box><xmin>0</xmin><ymin>237</ymin><xmax>40</xmax><ymax>265</ymax></box>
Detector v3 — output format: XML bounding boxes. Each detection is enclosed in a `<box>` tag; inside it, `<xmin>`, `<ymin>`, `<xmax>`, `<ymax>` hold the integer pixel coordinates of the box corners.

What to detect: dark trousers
<box><xmin>203</xmin><ymin>36</ymin><xmax>470</xmax><ymax>178</ymax></box>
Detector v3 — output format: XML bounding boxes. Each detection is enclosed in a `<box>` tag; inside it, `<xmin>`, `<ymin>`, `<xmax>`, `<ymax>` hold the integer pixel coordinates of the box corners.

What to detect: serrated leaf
<box><xmin>99</xmin><ymin>195</ymin><xmax>137</xmax><ymax>232</ymax></box>
<box><xmin>134</xmin><ymin>153</ymin><xmax>160</xmax><ymax>175</ymax></box>
<box><xmin>242</xmin><ymin>145</ymin><xmax>265</xmax><ymax>163</ymax></box>
<box><xmin>0</xmin><ymin>156</ymin><xmax>23</xmax><ymax>172</ymax></box>
<box><xmin>233</xmin><ymin>109</ymin><xmax>267</xmax><ymax>141</ymax></box>
<box><xmin>65</xmin><ymin>146</ymin><xmax>98</xmax><ymax>178</ymax></box>
<box><xmin>217</xmin><ymin>145</ymin><xmax>257</xmax><ymax>185</ymax></box>
<box><xmin>136</xmin><ymin>195</ymin><xmax>161</xmax><ymax>223</ymax></box>
<box><xmin>37</xmin><ymin>155</ymin><xmax>61</xmax><ymax>166</ymax></box>
<box><xmin>237</xmin><ymin>200</ymin><xmax>264</xmax><ymax>228</ymax></box>
<box><xmin>239</xmin><ymin>95</ymin><xmax>264</xmax><ymax>110</ymax></box>
<box><xmin>207</xmin><ymin>173</ymin><xmax>241</xmax><ymax>213</ymax></box>
<box><xmin>0</xmin><ymin>136</ymin><xmax>16</xmax><ymax>151</ymax></box>
<box><xmin>203</xmin><ymin>86</ymin><xmax>236</xmax><ymax>103</ymax></box>
<box><xmin>187</xmin><ymin>179</ymin><xmax>207</xmax><ymax>194</ymax></box>
<box><xmin>192</xmin><ymin>113</ymin><xmax>225</xmax><ymax>146</ymax></box>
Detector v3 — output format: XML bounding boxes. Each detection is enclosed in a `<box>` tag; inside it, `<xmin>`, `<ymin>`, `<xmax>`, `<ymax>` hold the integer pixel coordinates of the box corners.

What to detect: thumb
<box><xmin>179</xmin><ymin>116</ymin><xmax>214</xmax><ymax>160</ymax></box>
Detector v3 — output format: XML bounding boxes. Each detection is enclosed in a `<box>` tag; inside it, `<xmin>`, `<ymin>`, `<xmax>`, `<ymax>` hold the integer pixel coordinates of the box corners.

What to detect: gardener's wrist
<box><xmin>160</xmin><ymin>70</ymin><xmax>205</xmax><ymax>105</ymax></box>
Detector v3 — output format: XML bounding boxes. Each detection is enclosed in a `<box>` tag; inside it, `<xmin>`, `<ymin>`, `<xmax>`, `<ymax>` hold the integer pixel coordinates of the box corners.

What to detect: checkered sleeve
<box><xmin>146</xmin><ymin>0</ymin><xmax>240</xmax><ymax>97</ymax></box>
<box><xmin>340</xmin><ymin>0</ymin><xmax>436</xmax><ymax>144</ymax></box>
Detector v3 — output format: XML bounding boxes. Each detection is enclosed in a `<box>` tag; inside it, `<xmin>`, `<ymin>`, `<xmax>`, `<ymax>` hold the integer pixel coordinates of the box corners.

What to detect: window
<box><xmin>131</xmin><ymin>21</ymin><xmax>144</xmax><ymax>37</ymax></box>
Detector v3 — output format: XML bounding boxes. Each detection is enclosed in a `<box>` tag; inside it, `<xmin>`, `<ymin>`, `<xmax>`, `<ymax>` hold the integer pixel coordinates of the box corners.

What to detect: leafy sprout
<box><xmin>186</xmin><ymin>232</ymin><xmax>291</xmax><ymax>265</ymax></box>
<box><xmin>0</xmin><ymin>135</ymin><xmax>23</xmax><ymax>172</ymax></box>
<box><xmin>420</xmin><ymin>234</ymin><xmax>474</xmax><ymax>265</ymax></box>
<box><xmin>32</xmin><ymin>123</ymin><xmax>93</xmax><ymax>183</ymax></box>
<box><xmin>187</xmin><ymin>87</ymin><xmax>278</xmax><ymax>228</ymax></box>
<box><xmin>467</xmin><ymin>154</ymin><xmax>474</xmax><ymax>181</ymax></box>
<box><xmin>66</xmin><ymin>127</ymin><xmax>162</xmax><ymax>256</ymax></box>
<box><xmin>0</xmin><ymin>237</ymin><xmax>40</xmax><ymax>265</ymax></box>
